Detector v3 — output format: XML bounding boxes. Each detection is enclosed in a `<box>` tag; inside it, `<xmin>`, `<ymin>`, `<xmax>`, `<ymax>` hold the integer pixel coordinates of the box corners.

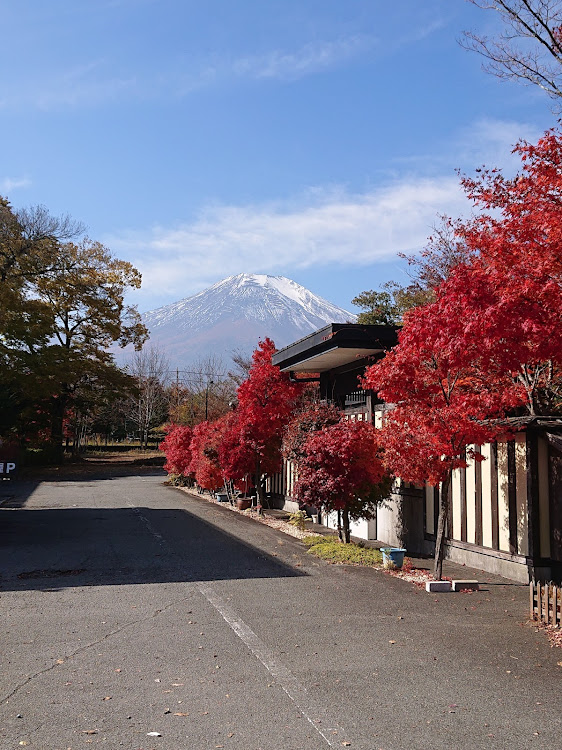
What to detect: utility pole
<box><xmin>205</xmin><ymin>379</ymin><xmax>214</xmax><ymax>421</ymax></box>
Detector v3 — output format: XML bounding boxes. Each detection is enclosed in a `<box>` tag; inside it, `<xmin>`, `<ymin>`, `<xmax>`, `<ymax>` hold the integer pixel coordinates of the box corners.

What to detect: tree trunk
<box><xmin>434</xmin><ymin>472</ymin><xmax>451</xmax><ymax>580</ymax></box>
<box><xmin>337</xmin><ymin>510</ymin><xmax>343</xmax><ymax>542</ymax></box>
<box><xmin>49</xmin><ymin>393</ymin><xmax>68</xmax><ymax>464</ymax></box>
<box><xmin>342</xmin><ymin>509</ymin><xmax>351</xmax><ymax>543</ymax></box>
<box><xmin>255</xmin><ymin>458</ymin><xmax>265</xmax><ymax>507</ymax></box>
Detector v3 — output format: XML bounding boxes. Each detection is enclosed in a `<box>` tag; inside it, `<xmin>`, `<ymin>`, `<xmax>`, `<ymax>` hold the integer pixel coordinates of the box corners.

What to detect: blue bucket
<box><xmin>381</xmin><ymin>547</ymin><xmax>407</xmax><ymax>569</ymax></box>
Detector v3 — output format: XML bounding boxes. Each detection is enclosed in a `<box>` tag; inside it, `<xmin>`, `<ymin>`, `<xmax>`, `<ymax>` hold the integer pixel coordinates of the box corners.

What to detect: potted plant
<box><xmin>236</xmin><ymin>496</ymin><xmax>251</xmax><ymax>511</ymax></box>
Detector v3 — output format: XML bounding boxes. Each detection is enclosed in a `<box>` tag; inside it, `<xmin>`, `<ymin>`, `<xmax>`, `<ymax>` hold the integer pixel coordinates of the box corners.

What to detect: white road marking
<box><xmin>197</xmin><ymin>582</ymin><xmax>348</xmax><ymax>748</ymax></box>
<box><xmin>129</xmin><ymin>500</ymin><xmax>350</xmax><ymax>747</ymax></box>
<box><xmin>129</xmin><ymin>504</ymin><xmax>165</xmax><ymax>543</ymax></box>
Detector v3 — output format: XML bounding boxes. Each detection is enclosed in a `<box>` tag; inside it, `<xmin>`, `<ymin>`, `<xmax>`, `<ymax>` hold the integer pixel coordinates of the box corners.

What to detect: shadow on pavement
<box><xmin>0</xmin><ymin>504</ymin><xmax>305</xmax><ymax>592</ymax></box>
<box><xmin>0</xmin><ymin>468</ymin><xmax>166</xmax><ymax>509</ymax></box>
<box><xmin>0</xmin><ymin>479</ymin><xmax>41</xmax><ymax>509</ymax></box>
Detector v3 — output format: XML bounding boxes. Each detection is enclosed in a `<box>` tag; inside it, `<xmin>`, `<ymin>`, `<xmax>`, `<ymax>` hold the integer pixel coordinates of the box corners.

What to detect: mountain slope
<box><xmin>130</xmin><ymin>274</ymin><xmax>356</xmax><ymax>368</ymax></box>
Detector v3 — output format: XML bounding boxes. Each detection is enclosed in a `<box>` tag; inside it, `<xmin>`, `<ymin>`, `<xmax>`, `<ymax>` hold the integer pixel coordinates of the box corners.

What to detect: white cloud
<box><xmin>107</xmin><ymin>114</ymin><xmax>538</xmax><ymax>312</ymax></box>
<box><xmin>108</xmin><ymin>175</ymin><xmax>467</xmax><ymax>311</ymax></box>
<box><xmin>0</xmin><ymin>177</ymin><xmax>31</xmax><ymax>192</ymax></box>
<box><xmin>0</xmin><ymin>34</ymin><xmax>373</xmax><ymax>111</ymax></box>
<box><xmin>455</xmin><ymin>118</ymin><xmax>544</xmax><ymax>171</ymax></box>
<box><xmin>391</xmin><ymin>117</ymin><xmax>543</xmax><ymax>175</ymax></box>
<box><xmin>232</xmin><ymin>36</ymin><xmax>374</xmax><ymax>81</ymax></box>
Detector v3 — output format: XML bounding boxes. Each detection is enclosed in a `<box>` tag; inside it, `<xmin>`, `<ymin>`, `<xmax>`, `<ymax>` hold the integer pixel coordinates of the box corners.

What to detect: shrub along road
<box><xmin>0</xmin><ymin>472</ymin><xmax>560</xmax><ymax>749</ymax></box>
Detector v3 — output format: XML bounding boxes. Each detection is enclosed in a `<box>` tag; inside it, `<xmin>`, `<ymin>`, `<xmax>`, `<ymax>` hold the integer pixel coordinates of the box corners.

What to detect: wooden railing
<box><xmin>530</xmin><ymin>581</ymin><xmax>562</xmax><ymax>627</ymax></box>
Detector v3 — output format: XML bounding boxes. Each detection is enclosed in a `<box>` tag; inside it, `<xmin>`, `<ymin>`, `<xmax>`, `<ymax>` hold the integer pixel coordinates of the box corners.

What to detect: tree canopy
<box><xmin>295</xmin><ymin>420</ymin><xmax>390</xmax><ymax>543</ymax></box>
<box><xmin>364</xmin><ymin>126</ymin><xmax>562</xmax><ymax>578</ymax></box>
<box><xmin>0</xmin><ymin>197</ymin><xmax>147</xmax><ymax>455</ymax></box>
<box><xmin>219</xmin><ymin>338</ymin><xmax>303</xmax><ymax>505</ymax></box>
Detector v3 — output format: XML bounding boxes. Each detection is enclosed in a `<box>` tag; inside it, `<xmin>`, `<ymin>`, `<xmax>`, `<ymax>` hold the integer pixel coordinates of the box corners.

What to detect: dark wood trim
<box><xmin>526</xmin><ymin>429</ymin><xmax>541</xmax><ymax>563</ymax></box>
<box><xmin>475</xmin><ymin>446</ymin><xmax>483</xmax><ymax>547</ymax></box>
<box><xmin>491</xmin><ymin>442</ymin><xmax>499</xmax><ymax>551</ymax></box>
<box><xmin>508</xmin><ymin>440</ymin><xmax>518</xmax><ymax>555</ymax></box>
<box><xmin>548</xmin><ymin>436</ymin><xmax>562</xmax><ymax>564</ymax></box>
<box><xmin>447</xmin><ymin>482</ymin><xmax>453</xmax><ymax>540</ymax></box>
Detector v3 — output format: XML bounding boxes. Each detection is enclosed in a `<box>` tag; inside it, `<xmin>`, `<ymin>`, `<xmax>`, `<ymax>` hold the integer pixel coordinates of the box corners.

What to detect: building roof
<box><xmin>272</xmin><ymin>323</ymin><xmax>399</xmax><ymax>373</ymax></box>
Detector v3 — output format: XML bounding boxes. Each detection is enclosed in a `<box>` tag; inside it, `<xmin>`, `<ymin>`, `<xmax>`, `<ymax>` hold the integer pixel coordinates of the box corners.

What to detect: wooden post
<box><xmin>537</xmin><ymin>583</ymin><xmax>542</xmax><ymax>621</ymax></box>
<box><xmin>526</xmin><ymin>429</ymin><xmax>541</xmax><ymax>577</ymax></box>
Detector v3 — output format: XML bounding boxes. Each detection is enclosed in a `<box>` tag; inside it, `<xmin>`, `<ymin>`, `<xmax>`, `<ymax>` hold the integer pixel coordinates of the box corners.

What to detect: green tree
<box><xmin>1</xmin><ymin>199</ymin><xmax>148</xmax><ymax>456</ymax></box>
<box><xmin>1</xmin><ymin>197</ymin><xmax>85</xmax><ymax>444</ymax></box>
<box><xmin>33</xmin><ymin>239</ymin><xmax>148</xmax><ymax>456</ymax></box>
<box><xmin>352</xmin><ymin>216</ymin><xmax>472</xmax><ymax>323</ymax></box>
<box><xmin>351</xmin><ymin>289</ymin><xmax>401</xmax><ymax>325</ymax></box>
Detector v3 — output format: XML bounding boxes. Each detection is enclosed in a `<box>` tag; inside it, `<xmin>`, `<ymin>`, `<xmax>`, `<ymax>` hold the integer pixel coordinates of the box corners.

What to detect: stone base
<box><xmin>452</xmin><ymin>579</ymin><xmax>479</xmax><ymax>592</ymax></box>
<box><xmin>425</xmin><ymin>580</ymin><xmax>452</xmax><ymax>593</ymax></box>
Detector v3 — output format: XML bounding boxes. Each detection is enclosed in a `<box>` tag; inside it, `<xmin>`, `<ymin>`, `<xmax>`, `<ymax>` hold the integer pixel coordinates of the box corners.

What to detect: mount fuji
<box><xmin>130</xmin><ymin>273</ymin><xmax>356</xmax><ymax>368</ymax></box>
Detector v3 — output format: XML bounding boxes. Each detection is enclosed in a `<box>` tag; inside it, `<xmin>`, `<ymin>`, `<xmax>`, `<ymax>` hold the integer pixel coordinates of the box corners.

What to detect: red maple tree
<box><xmin>456</xmin><ymin>128</ymin><xmax>562</xmax><ymax>414</ymax></box>
<box><xmin>219</xmin><ymin>338</ymin><xmax>303</xmax><ymax>506</ymax></box>
<box><xmin>282</xmin><ymin>400</ymin><xmax>342</xmax><ymax>461</ymax></box>
<box><xmin>362</xmin><ymin>292</ymin><xmax>523</xmax><ymax>577</ymax></box>
<box><xmin>188</xmin><ymin>418</ymin><xmax>226</xmax><ymax>492</ymax></box>
<box><xmin>363</xmin><ymin>127</ymin><xmax>562</xmax><ymax>578</ymax></box>
<box><xmin>159</xmin><ymin>424</ymin><xmax>194</xmax><ymax>480</ymax></box>
<box><xmin>295</xmin><ymin>420</ymin><xmax>390</xmax><ymax>543</ymax></box>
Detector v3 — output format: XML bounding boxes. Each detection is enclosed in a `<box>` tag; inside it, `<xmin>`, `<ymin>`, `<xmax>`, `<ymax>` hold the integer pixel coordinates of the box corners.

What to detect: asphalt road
<box><xmin>1</xmin><ymin>472</ymin><xmax>560</xmax><ymax>750</ymax></box>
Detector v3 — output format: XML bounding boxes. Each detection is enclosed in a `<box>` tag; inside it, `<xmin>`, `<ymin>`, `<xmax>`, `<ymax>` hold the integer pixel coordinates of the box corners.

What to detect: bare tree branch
<box><xmin>461</xmin><ymin>1</ymin><xmax>562</xmax><ymax>109</ymax></box>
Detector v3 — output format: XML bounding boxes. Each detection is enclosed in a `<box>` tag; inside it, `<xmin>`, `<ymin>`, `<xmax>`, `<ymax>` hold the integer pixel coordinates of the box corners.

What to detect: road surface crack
<box><xmin>1</xmin><ymin>596</ymin><xmax>186</xmax><ymax>705</ymax></box>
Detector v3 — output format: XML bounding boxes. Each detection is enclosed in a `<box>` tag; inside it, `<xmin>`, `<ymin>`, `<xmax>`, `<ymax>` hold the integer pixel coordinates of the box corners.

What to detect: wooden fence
<box><xmin>530</xmin><ymin>581</ymin><xmax>562</xmax><ymax>627</ymax></box>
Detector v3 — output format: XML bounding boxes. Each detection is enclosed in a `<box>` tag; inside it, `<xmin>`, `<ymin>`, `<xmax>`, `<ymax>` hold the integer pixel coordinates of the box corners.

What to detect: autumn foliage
<box><xmin>219</xmin><ymin>338</ymin><xmax>303</xmax><ymax>503</ymax></box>
<box><xmin>159</xmin><ymin>424</ymin><xmax>193</xmax><ymax>478</ymax></box>
<box><xmin>188</xmin><ymin>418</ymin><xmax>226</xmax><ymax>492</ymax></box>
<box><xmin>455</xmin><ymin>129</ymin><xmax>562</xmax><ymax>414</ymax></box>
<box><xmin>282</xmin><ymin>400</ymin><xmax>341</xmax><ymax>461</ymax></box>
<box><xmin>364</xmin><ymin>127</ymin><xmax>562</xmax><ymax>578</ymax></box>
<box><xmin>295</xmin><ymin>420</ymin><xmax>390</xmax><ymax>543</ymax></box>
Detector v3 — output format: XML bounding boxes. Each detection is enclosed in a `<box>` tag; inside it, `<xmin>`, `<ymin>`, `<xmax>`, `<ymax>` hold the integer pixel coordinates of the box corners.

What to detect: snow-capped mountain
<box><xmin>130</xmin><ymin>273</ymin><xmax>355</xmax><ymax>368</ymax></box>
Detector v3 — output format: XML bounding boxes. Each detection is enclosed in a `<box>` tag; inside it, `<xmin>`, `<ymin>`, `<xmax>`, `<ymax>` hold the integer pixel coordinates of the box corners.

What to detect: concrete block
<box><xmin>425</xmin><ymin>580</ymin><xmax>452</xmax><ymax>593</ymax></box>
<box><xmin>452</xmin><ymin>579</ymin><xmax>479</xmax><ymax>592</ymax></box>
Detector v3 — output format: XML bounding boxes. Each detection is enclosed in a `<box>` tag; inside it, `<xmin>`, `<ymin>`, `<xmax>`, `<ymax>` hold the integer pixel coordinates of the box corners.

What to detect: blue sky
<box><xmin>1</xmin><ymin>0</ymin><xmax>555</xmax><ymax>314</ymax></box>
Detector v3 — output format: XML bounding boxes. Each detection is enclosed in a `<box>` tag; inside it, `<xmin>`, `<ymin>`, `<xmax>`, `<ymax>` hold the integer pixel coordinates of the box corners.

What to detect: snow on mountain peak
<box><xmin>138</xmin><ymin>273</ymin><xmax>356</xmax><ymax>367</ymax></box>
